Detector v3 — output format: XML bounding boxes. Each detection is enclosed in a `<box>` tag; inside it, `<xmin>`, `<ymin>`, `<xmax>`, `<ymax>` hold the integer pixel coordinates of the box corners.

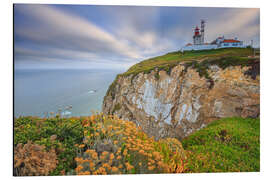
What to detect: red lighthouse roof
<box><xmin>194</xmin><ymin>26</ymin><xmax>200</xmax><ymax>36</ymax></box>
<box><xmin>222</xmin><ymin>39</ymin><xmax>241</xmax><ymax>43</ymax></box>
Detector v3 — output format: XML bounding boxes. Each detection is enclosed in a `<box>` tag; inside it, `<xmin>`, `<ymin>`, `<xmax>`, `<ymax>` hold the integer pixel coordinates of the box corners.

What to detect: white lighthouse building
<box><xmin>193</xmin><ymin>20</ymin><xmax>205</xmax><ymax>45</ymax></box>
<box><xmin>181</xmin><ymin>20</ymin><xmax>246</xmax><ymax>52</ymax></box>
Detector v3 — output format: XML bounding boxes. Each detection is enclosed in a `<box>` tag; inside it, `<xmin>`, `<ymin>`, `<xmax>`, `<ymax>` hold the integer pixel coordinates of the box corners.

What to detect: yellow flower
<box><xmin>89</xmin><ymin>162</ymin><xmax>95</xmax><ymax>169</ymax></box>
<box><xmin>98</xmin><ymin>167</ymin><xmax>106</xmax><ymax>173</ymax></box>
<box><xmin>139</xmin><ymin>150</ymin><xmax>144</xmax><ymax>154</ymax></box>
<box><xmin>123</xmin><ymin>149</ymin><xmax>128</xmax><ymax>156</ymax></box>
<box><xmin>102</xmin><ymin>151</ymin><xmax>109</xmax><ymax>156</ymax></box>
<box><xmin>79</xmin><ymin>144</ymin><xmax>85</xmax><ymax>148</ymax></box>
<box><xmin>111</xmin><ymin>166</ymin><xmax>118</xmax><ymax>173</ymax></box>
<box><xmin>92</xmin><ymin>152</ymin><xmax>98</xmax><ymax>159</ymax></box>
<box><xmin>83</xmin><ymin>171</ymin><xmax>90</xmax><ymax>175</ymax></box>
<box><xmin>108</xmin><ymin>125</ymin><xmax>113</xmax><ymax>131</ymax></box>
<box><xmin>75</xmin><ymin>165</ymin><xmax>83</xmax><ymax>173</ymax></box>
<box><xmin>148</xmin><ymin>166</ymin><xmax>155</xmax><ymax>171</ymax></box>
<box><xmin>109</xmin><ymin>153</ymin><xmax>115</xmax><ymax>160</ymax></box>
<box><xmin>102</xmin><ymin>163</ymin><xmax>110</xmax><ymax>168</ymax></box>
<box><xmin>118</xmin><ymin>164</ymin><xmax>123</xmax><ymax>169</ymax></box>
<box><xmin>116</xmin><ymin>155</ymin><xmax>121</xmax><ymax>160</ymax></box>
<box><xmin>125</xmin><ymin>162</ymin><xmax>134</xmax><ymax>171</ymax></box>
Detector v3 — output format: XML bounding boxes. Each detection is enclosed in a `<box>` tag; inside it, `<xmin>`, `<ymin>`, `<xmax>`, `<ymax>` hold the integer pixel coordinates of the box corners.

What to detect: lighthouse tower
<box><xmin>193</xmin><ymin>26</ymin><xmax>202</xmax><ymax>45</ymax></box>
<box><xmin>200</xmin><ymin>19</ymin><xmax>205</xmax><ymax>44</ymax></box>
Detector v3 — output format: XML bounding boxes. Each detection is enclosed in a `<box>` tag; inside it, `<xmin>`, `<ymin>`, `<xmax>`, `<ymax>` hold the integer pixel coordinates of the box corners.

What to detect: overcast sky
<box><xmin>14</xmin><ymin>4</ymin><xmax>260</xmax><ymax>70</ymax></box>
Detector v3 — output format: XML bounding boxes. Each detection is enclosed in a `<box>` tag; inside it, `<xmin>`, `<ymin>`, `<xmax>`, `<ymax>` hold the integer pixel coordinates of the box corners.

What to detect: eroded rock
<box><xmin>103</xmin><ymin>64</ymin><xmax>260</xmax><ymax>140</ymax></box>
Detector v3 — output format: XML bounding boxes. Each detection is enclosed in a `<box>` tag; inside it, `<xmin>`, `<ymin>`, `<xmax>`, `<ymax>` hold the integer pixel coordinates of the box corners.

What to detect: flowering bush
<box><xmin>14</xmin><ymin>116</ymin><xmax>84</xmax><ymax>175</ymax></box>
<box><xmin>75</xmin><ymin>113</ymin><xmax>186</xmax><ymax>175</ymax></box>
<box><xmin>14</xmin><ymin>141</ymin><xmax>58</xmax><ymax>176</ymax></box>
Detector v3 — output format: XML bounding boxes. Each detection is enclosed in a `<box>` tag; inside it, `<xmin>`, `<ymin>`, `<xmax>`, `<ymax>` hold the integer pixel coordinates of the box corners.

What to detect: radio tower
<box><xmin>200</xmin><ymin>19</ymin><xmax>205</xmax><ymax>44</ymax></box>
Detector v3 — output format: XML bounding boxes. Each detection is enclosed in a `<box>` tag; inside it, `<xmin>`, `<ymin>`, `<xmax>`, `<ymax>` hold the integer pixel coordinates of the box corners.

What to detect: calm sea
<box><xmin>14</xmin><ymin>69</ymin><xmax>122</xmax><ymax>117</ymax></box>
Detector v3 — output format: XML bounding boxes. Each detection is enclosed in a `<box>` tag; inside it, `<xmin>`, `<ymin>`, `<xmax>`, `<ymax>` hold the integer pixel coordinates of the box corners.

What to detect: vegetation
<box><xmin>14</xmin><ymin>114</ymin><xmax>259</xmax><ymax>175</ymax></box>
<box><xmin>14</xmin><ymin>114</ymin><xmax>186</xmax><ymax>175</ymax></box>
<box><xmin>14</xmin><ymin>116</ymin><xmax>84</xmax><ymax>175</ymax></box>
<box><xmin>75</xmin><ymin>113</ymin><xmax>185</xmax><ymax>175</ymax></box>
<box><xmin>182</xmin><ymin>117</ymin><xmax>260</xmax><ymax>172</ymax></box>
<box><xmin>105</xmin><ymin>48</ymin><xmax>259</xmax><ymax>98</ymax></box>
<box><xmin>14</xmin><ymin>142</ymin><xmax>58</xmax><ymax>176</ymax></box>
<box><xmin>123</xmin><ymin>48</ymin><xmax>254</xmax><ymax>77</ymax></box>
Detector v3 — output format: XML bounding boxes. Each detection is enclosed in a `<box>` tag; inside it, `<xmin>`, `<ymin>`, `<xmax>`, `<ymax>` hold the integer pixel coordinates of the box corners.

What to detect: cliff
<box><xmin>103</xmin><ymin>48</ymin><xmax>260</xmax><ymax>140</ymax></box>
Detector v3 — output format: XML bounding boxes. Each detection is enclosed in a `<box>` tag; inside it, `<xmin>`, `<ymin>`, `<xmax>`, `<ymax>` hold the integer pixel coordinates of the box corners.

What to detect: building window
<box><xmin>223</xmin><ymin>43</ymin><xmax>229</xmax><ymax>46</ymax></box>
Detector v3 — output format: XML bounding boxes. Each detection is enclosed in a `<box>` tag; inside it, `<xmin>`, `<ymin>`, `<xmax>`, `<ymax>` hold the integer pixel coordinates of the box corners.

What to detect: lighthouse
<box><xmin>181</xmin><ymin>19</ymin><xmax>245</xmax><ymax>52</ymax></box>
<box><xmin>193</xmin><ymin>26</ymin><xmax>202</xmax><ymax>45</ymax></box>
<box><xmin>193</xmin><ymin>20</ymin><xmax>205</xmax><ymax>45</ymax></box>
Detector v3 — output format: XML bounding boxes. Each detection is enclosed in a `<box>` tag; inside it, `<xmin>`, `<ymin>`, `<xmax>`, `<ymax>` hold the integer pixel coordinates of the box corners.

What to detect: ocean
<box><xmin>14</xmin><ymin>69</ymin><xmax>123</xmax><ymax>117</ymax></box>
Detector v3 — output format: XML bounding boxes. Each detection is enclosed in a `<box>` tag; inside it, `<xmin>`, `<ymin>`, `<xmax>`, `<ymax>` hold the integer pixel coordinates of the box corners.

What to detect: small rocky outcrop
<box><xmin>103</xmin><ymin>59</ymin><xmax>260</xmax><ymax>140</ymax></box>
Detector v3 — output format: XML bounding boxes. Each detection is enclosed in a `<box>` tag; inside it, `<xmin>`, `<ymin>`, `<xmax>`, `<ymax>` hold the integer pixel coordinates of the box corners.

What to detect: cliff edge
<box><xmin>103</xmin><ymin>48</ymin><xmax>260</xmax><ymax>140</ymax></box>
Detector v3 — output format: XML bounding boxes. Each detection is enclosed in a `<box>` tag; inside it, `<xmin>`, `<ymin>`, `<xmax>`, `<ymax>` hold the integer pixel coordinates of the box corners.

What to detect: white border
<box><xmin>1</xmin><ymin>0</ymin><xmax>269</xmax><ymax>180</ymax></box>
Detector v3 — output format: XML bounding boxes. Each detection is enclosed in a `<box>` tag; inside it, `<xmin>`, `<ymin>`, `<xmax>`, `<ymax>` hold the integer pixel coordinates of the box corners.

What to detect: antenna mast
<box><xmin>201</xmin><ymin>19</ymin><xmax>205</xmax><ymax>44</ymax></box>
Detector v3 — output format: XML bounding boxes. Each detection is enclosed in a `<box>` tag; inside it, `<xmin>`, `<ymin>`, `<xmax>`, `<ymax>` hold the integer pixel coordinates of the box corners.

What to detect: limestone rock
<box><xmin>103</xmin><ymin>64</ymin><xmax>260</xmax><ymax>140</ymax></box>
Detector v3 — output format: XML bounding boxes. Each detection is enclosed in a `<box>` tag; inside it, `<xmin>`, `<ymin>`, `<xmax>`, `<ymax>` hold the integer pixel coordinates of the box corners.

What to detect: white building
<box><xmin>181</xmin><ymin>20</ymin><xmax>246</xmax><ymax>52</ymax></box>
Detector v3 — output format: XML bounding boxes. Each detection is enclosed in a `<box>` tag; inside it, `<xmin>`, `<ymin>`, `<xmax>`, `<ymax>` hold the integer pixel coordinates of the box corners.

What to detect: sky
<box><xmin>14</xmin><ymin>4</ymin><xmax>260</xmax><ymax>70</ymax></box>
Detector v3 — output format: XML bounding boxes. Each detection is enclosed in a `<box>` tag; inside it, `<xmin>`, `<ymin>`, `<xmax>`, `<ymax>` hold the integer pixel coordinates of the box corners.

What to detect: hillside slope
<box><xmin>182</xmin><ymin>117</ymin><xmax>260</xmax><ymax>172</ymax></box>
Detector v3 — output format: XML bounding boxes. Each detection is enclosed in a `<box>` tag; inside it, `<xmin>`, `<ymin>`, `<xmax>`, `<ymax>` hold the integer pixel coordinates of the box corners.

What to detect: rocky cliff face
<box><xmin>103</xmin><ymin>61</ymin><xmax>259</xmax><ymax>140</ymax></box>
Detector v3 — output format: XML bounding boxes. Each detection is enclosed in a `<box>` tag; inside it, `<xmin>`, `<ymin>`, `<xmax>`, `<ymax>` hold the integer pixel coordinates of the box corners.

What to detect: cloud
<box><xmin>15</xmin><ymin>4</ymin><xmax>142</xmax><ymax>63</ymax></box>
<box><xmin>206</xmin><ymin>8</ymin><xmax>260</xmax><ymax>42</ymax></box>
<box><xmin>14</xmin><ymin>5</ymin><xmax>260</xmax><ymax>69</ymax></box>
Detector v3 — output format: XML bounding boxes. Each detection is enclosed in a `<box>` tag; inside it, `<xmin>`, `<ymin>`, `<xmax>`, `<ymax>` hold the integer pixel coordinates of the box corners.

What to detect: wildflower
<box><xmin>102</xmin><ymin>151</ymin><xmax>109</xmax><ymax>156</ymax></box>
<box><xmin>157</xmin><ymin>161</ymin><xmax>163</xmax><ymax>167</ymax></box>
<box><xmin>79</xmin><ymin>144</ymin><xmax>85</xmax><ymax>148</ymax></box>
<box><xmin>111</xmin><ymin>166</ymin><xmax>119</xmax><ymax>173</ymax></box>
<box><xmin>75</xmin><ymin>165</ymin><xmax>83</xmax><ymax>173</ymax></box>
<box><xmin>89</xmin><ymin>162</ymin><xmax>95</xmax><ymax>169</ymax></box>
<box><xmin>116</xmin><ymin>155</ymin><xmax>121</xmax><ymax>160</ymax></box>
<box><xmin>123</xmin><ymin>149</ymin><xmax>128</xmax><ymax>156</ymax></box>
<box><xmin>98</xmin><ymin>167</ymin><xmax>106</xmax><ymax>173</ymax></box>
<box><xmin>139</xmin><ymin>150</ymin><xmax>144</xmax><ymax>155</ymax></box>
<box><xmin>108</xmin><ymin>125</ymin><xmax>113</xmax><ymax>131</ymax></box>
<box><xmin>125</xmin><ymin>162</ymin><xmax>134</xmax><ymax>171</ymax></box>
<box><xmin>102</xmin><ymin>163</ymin><xmax>110</xmax><ymax>169</ymax></box>
<box><xmin>92</xmin><ymin>152</ymin><xmax>98</xmax><ymax>159</ymax></box>
<box><xmin>109</xmin><ymin>153</ymin><xmax>115</xmax><ymax>160</ymax></box>
<box><xmin>114</xmin><ymin>140</ymin><xmax>118</xmax><ymax>145</ymax></box>
<box><xmin>118</xmin><ymin>164</ymin><xmax>123</xmax><ymax>169</ymax></box>
<box><xmin>148</xmin><ymin>166</ymin><xmax>155</xmax><ymax>171</ymax></box>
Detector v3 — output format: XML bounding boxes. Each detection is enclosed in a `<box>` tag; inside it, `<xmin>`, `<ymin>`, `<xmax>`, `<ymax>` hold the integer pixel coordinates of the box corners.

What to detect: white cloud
<box><xmin>15</xmin><ymin>5</ymin><xmax>142</xmax><ymax>61</ymax></box>
<box><xmin>206</xmin><ymin>8</ymin><xmax>260</xmax><ymax>41</ymax></box>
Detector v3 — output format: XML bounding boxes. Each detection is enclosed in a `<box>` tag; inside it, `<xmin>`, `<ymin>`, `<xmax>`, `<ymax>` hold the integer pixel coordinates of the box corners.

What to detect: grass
<box><xmin>123</xmin><ymin>48</ymin><xmax>254</xmax><ymax>77</ymax></box>
<box><xmin>105</xmin><ymin>48</ymin><xmax>258</xmax><ymax>99</ymax></box>
<box><xmin>182</xmin><ymin>117</ymin><xmax>260</xmax><ymax>173</ymax></box>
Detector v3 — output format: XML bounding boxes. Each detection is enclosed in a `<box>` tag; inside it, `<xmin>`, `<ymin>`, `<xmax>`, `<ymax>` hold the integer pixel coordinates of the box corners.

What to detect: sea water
<box><xmin>14</xmin><ymin>69</ymin><xmax>122</xmax><ymax>117</ymax></box>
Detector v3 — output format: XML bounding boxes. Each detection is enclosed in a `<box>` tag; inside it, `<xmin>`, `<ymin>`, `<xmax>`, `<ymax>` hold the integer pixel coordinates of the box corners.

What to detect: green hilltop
<box><xmin>106</xmin><ymin>47</ymin><xmax>259</xmax><ymax>98</ymax></box>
